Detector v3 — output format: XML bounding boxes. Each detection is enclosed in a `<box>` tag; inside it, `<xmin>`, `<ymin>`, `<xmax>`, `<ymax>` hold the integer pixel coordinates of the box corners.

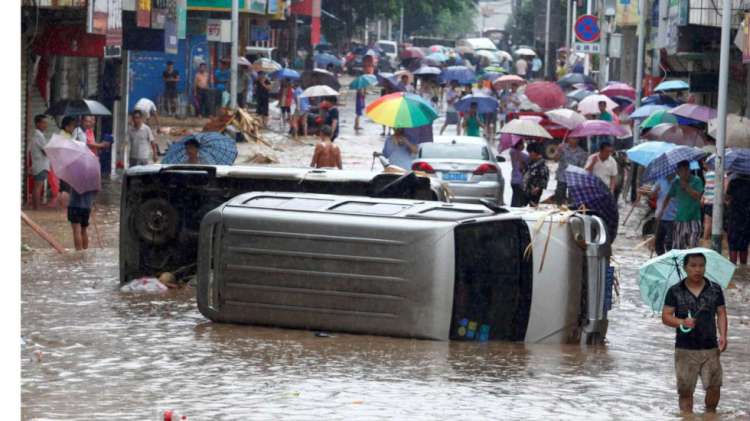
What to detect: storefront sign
<box><xmin>267</xmin><ymin>0</ymin><xmax>277</xmax><ymax>14</ymax></box>
<box><xmin>615</xmin><ymin>0</ymin><xmax>639</xmax><ymax>27</ymax></box>
<box><xmin>106</xmin><ymin>0</ymin><xmax>123</xmax><ymax>46</ymax></box>
<box><xmin>249</xmin><ymin>0</ymin><xmax>267</xmax><ymax>14</ymax></box>
<box><xmin>88</xmin><ymin>0</ymin><xmax>108</xmax><ymax>34</ymax></box>
<box><xmin>137</xmin><ymin>0</ymin><xmax>151</xmax><ymax>28</ymax></box>
<box><xmin>206</xmin><ymin>19</ymin><xmax>231</xmax><ymax>42</ymax></box>
<box><xmin>177</xmin><ymin>0</ymin><xmax>187</xmax><ymax>38</ymax></box>
<box><xmin>164</xmin><ymin>21</ymin><xmax>178</xmax><ymax>54</ymax></box>
<box><xmin>187</xmin><ymin>0</ymin><xmax>247</xmax><ymax>10</ymax></box>
<box><xmin>574</xmin><ymin>42</ymin><xmax>601</xmax><ymax>54</ymax></box>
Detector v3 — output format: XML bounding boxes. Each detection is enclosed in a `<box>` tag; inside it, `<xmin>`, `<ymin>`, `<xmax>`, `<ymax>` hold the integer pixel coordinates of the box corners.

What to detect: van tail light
<box><xmin>412</xmin><ymin>162</ymin><xmax>435</xmax><ymax>173</ymax></box>
<box><xmin>473</xmin><ymin>163</ymin><xmax>498</xmax><ymax>175</ymax></box>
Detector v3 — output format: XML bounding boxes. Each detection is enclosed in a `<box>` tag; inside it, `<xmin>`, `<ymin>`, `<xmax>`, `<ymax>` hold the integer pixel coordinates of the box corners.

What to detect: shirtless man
<box><xmin>310</xmin><ymin>125</ymin><xmax>342</xmax><ymax>169</ymax></box>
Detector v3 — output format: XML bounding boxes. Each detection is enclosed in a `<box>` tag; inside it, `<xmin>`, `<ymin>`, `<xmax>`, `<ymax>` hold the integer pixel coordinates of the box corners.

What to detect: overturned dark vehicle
<box><xmin>119</xmin><ymin>165</ymin><xmax>448</xmax><ymax>284</ymax></box>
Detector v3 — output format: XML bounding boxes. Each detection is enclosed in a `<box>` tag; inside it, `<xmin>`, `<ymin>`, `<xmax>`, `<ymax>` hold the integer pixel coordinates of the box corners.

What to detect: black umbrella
<box><xmin>557</xmin><ymin>73</ymin><xmax>597</xmax><ymax>90</ymax></box>
<box><xmin>45</xmin><ymin>99</ymin><xmax>112</xmax><ymax>117</ymax></box>
<box><xmin>300</xmin><ymin>69</ymin><xmax>341</xmax><ymax>91</ymax></box>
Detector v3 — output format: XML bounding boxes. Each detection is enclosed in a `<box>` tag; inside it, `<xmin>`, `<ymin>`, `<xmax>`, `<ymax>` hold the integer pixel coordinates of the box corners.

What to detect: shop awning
<box><xmin>33</xmin><ymin>25</ymin><xmax>106</xmax><ymax>58</ymax></box>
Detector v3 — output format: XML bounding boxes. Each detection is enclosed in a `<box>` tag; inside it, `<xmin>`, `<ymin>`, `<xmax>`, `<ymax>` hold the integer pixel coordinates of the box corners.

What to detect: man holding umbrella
<box><xmin>658</xmin><ymin>161</ymin><xmax>704</xmax><ymax>250</ymax></box>
<box><xmin>661</xmin><ymin>252</ymin><xmax>727</xmax><ymax>414</ymax></box>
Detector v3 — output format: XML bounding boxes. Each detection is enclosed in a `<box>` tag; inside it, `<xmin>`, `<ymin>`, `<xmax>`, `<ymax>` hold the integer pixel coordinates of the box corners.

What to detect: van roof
<box><xmin>225</xmin><ymin>192</ymin><xmax>496</xmax><ymax>221</ymax></box>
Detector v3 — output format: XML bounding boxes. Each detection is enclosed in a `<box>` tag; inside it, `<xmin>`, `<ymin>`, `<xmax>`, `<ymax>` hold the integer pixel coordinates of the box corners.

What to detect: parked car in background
<box><xmin>376</xmin><ymin>40</ymin><xmax>399</xmax><ymax>70</ymax></box>
<box><xmin>411</xmin><ymin>136</ymin><xmax>506</xmax><ymax>205</ymax></box>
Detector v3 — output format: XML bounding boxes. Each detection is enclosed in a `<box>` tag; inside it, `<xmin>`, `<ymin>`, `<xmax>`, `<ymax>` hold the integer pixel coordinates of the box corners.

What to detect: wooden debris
<box><xmin>21</xmin><ymin>212</ymin><xmax>65</xmax><ymax>253</ymax></box>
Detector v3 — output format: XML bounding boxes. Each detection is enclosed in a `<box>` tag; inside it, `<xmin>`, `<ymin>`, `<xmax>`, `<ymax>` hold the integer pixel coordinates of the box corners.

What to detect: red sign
<box><xmin>137</xmin><ymin>0</ymin><xmax>151</xmax><ymax>28</ymax></box>
<box><xmin>575</xmin><ymin>14</ymin><xmax>600</xmax><ymax>43</ymax></box>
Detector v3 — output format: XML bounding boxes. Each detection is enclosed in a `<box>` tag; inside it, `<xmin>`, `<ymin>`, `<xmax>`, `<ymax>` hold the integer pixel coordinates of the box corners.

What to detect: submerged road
<box><xmin>21</xmin><ymin>81</ymin><xmax>750</xmax><ymax>420</ymax></box>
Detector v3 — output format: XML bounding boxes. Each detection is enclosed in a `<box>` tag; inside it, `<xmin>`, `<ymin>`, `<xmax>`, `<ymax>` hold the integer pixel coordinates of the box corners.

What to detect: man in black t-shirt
<box><xmin>163</xmin><ymin>61</ymin><xmax>180</xmax><ymax>116</ymax></box>
<box><xmin>662</xmin><ymin>252</ymin><xmax>728</xmax><ymax>414</ymax></box>
<box><xmin>321</xmin><ymin>99</ymin><xmax>339</xmax><ymax>141</ymax></box>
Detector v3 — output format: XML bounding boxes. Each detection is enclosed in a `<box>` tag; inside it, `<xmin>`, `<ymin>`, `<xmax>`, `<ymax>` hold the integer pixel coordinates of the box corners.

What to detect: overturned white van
<box><xmin>197</xmin><ymin>193</ymin><xmax>612</xmax><ymax>344</ymax></box>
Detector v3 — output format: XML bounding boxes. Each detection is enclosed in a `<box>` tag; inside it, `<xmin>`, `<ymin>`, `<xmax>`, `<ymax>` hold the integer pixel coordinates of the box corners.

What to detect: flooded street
<box><xmin>21</xmin><ymin>87</ymin><xmax>750</xmax><ymax>420</ymax></box>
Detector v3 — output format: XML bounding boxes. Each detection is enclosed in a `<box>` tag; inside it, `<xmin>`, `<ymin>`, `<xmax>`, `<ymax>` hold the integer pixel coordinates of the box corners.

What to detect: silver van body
<box><xmin>197</xmin><ymin>193</ymin><xmax>611</xmax><ymax>344</ymax></box>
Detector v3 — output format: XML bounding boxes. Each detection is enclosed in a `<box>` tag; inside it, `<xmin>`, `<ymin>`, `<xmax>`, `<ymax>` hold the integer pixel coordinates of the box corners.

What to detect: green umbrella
<box><xmin>349</xmin><ymin>74</ymin><xmax>378</xmax><ymax>90</ymax></box>
<box><xmin>638</xmin><ymin>247</ymin><xmax>735</xmax><ymax>313</ymax></box>
<box><xmin>641</xmin><ymin>109</ymin><xmax>678</xmax><ymax>130</ymax></box>
<box><xmin>483</xmin><ymin>66</ymin><xmax>508</xmax><ymax>74</ymax></box>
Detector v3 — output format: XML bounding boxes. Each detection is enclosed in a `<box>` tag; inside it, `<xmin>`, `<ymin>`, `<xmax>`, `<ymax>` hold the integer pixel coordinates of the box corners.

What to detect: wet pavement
<box><xmin>21</xmin><ymin>80</ymin><xmax>750</xmax><ymax>420</ymax></box>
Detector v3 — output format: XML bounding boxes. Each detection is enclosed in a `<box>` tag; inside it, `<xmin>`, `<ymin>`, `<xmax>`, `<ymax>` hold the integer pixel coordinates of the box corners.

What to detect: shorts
<box><xmin>257</xmin><ymin>101</ymin><xmax>269</xmax><ymax>116</ymax></box>
<box><xmin>483</xmin><ymin>112</ymin><xmax>497</xmax><ymax>123</ymax></box>
<box><xmin>675</xmin><ymin>348</ymin><xmax>722</xmax><ymax>396</ymax></box>
<box><xmin>67</xmin><ymin>206</ymin><xmax>92</xmax><ymax>227</ymax></box>
<box><xmin>446</xmin><ymin>111</ymin><xmax>459</xmax><ymax>125</ymax></box>
<box><xmin>703</xmin><ymin>204</ymin><xmax>713</xmax><ymax>218</ymax></box>
<box><xmin>34</xmin><ymin>170</ymin><xmax>49</xmax><ymax>182</ymax></box>
<box><xmin>280</xmin><ymin>106</ymin><xmax>291</xmax><ymax>114</ymax></box>
<box><xmin>672</xmin><ymin>220</ymin><xmax>702</xmax><ymax>250</ymax></box>
<box><xmin>165</xmin><ymin>88</ymin><xmax>177</xmax><ymax>99</ymax></box>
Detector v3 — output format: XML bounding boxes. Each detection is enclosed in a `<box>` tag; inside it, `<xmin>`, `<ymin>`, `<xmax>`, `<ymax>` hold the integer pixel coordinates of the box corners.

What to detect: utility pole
<box><xmin>399</xmin><ymin>4</ymin><xmax>404</xmax><ymax>44</ymax></box>
<box><xmin>633</xmin><ymin>0</ymin><xmax>646</xmax><ymax>146</ymax></box>
<box><xmin>544</xmin><ymin>0</ymin><xmax>551</xmax><ymax>78</ymax></box>
<box><xmin>387</xmin><ymin>18</ymin><xmax>392</xmax><ymax>40</ymax></box>
<box><xmin>584</xmin><ymin>0</ymin><xmax>592</xmax><ymax>75</ymax></box>
<box><xmin>230</xmin><ymin>0</ymin><xmax>238</xmax><ymax>109</ymax></box>
<box><xmin>377</xmin><ymin>19</ymin><xmax>381</xmax><ymax>42</ymax></box>
<box><xmin>711</xmin><ymin>0</ymin><xmax>733</xmax><ymax>252</ymax></box>
<box><xmin>565</xmin><ymin>0</ymin><xmax>572</xmax><ymax>50</ymax></box>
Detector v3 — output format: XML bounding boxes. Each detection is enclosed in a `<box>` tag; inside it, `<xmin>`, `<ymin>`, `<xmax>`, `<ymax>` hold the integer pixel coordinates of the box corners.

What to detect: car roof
<box><xmin>431</xmin><ymin>136</ymin><xmax>489</xmax><ymax>146</ymax></box>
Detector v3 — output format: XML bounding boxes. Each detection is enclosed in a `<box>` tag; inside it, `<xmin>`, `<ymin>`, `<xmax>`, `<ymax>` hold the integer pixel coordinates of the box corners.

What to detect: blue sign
<box><xmin>575</xmin><ymin>14</ymin><xmax>601</xmax><ymax>43</ymax></box>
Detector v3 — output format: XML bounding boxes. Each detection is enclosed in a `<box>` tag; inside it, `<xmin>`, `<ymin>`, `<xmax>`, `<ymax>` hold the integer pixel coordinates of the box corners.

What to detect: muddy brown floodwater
<box><xmin>21</xmin><ymin>83</ymin><xmax>750</xmax><ymax>420</ymax></box>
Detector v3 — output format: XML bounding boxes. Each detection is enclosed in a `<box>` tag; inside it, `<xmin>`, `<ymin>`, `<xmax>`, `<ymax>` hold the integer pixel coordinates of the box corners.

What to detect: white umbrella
<box><xmin>496</xmin><ymin>50</ymin><xmax>513</xmax><ymax>62</ymax></box>
<box><xmin>253</xmin><ymin>58</ymin><xmax>282</xmax><ymax>73</ymax></box>
<box><xmin>545</xmin><ymin>109</ymin><xmax>586</xmax><ymax>130</ymax></box>
<box><xmin>577</xmin><ymin>94</ymin><xmax>619</xmax><ymax>115</ymax></box>
<box><xmin>514</xmin><ymin>48</ymin><xmax>536</xmax><ymax>57</ymax></box>
<box><xmin>708</xmin><ymin>114</ymin><xmax>750</xmax><ymax>148</ymax></box>
<box><xmin>300</xmin><ymin>85</ymin><xmax>340</xmax><ymax>98</ymax></box>
<box><xmin>237</xmin><ymin>57</ymin><xmax>252</xmax><ymax>67</ymax></box>
<box><xmin>500</xmin><ymin>118</ymin><xmax>552</xmax><ymax>139</ymax></box>
<box><xmin>394</xmin><ymin>70</ymin><xmax>414</xmax><ymax>84</ymax></box>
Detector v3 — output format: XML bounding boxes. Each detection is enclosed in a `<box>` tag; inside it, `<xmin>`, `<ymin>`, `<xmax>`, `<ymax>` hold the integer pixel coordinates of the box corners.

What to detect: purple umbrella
<box><xmin>43</xmin><ymin>134</ymin><xmax>101</xmax><ymax>194</ymax></box>
<box><xmin>565</xmin><ymin>165</ymin><xmax>619</xmax><ymax>242</ymax></box>
<box><xmin>668</xmin><ymin>103</ymin><xmax>717</xmax><ymax>123</ymax></box>
<box><xmin>568</xmin><ymin>120</ymin><xmax>628</xmax><ymax>138</ymax></box>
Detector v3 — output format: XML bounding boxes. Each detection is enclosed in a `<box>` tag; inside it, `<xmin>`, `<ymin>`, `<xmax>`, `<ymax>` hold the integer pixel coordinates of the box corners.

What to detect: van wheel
<box><xmin>133</xmin><ymin>198</ymin><xmax>179</xmax><ymax>245</ymax></box>
<box><xmin>543</xmin><ymin>139</ymin><xmax>560</xmax><ymax>159</ymax></box>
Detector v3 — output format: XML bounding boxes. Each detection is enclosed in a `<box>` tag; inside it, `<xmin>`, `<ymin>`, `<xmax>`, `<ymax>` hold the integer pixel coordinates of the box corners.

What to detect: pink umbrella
<box><xmin>493</xmin><ymin>75</ymin><xmax>526</xmax><ymax>89</ymax></box>
<box><xmin>568</xmin><ymin>120</ymin><xmax>628</xmax><ymax>138</ymax></box>
<box><xmin>43</xmin><ymin>134</ymin><xmax>101</xmax><ymax>194</ymax></box>
<box><xmin>668</xmin><ymin>103</ymin><xmax>717</xmax><ymax>123</ymax></box>
<box><xmin>577</xmin><ymin>94</ymin><xmax>619</xmax><ymax>115</ymax></box>
<box><xmin>524</xmin><ymin>82</ymin><xmax>566</xmax><ymax>110</ymax></box>
<box><xmin>499</xmin><ymin>133</ymin><xmax>524</xmax><ymax>151</ymax></box>
<box><xmin>600</xmin><ymin>83</ymin><xmax>636</xmax><ymax>100</ymax></box>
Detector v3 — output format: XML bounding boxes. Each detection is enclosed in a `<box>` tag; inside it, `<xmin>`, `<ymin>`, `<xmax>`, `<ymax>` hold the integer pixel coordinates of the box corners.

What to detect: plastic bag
<box><xmin>120</xmin><ymin>277</ymin><xmax>168</xmax><ymax>293</ymax></box>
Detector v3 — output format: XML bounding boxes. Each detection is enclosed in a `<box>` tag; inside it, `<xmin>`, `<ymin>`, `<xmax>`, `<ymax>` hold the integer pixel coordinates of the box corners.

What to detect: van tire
<box><xmin>543</xmin><ymin>139</ymin><xmax>560</xmax><ymax>159</ymax></box>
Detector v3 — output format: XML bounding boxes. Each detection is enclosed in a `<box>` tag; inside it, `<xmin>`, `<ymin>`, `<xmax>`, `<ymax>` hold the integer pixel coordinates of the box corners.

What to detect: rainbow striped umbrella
<box><xmin>365</xmin><ymin>92</ymin><xmax>438</xmax><ymax>128</ymax></box>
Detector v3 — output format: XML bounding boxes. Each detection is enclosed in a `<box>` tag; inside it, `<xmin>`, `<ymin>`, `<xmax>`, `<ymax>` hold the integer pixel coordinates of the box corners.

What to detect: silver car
<box><xmin>411</xmin><ymin>136</ymin><xmax>505</xmax><ymax>205</ymax></box>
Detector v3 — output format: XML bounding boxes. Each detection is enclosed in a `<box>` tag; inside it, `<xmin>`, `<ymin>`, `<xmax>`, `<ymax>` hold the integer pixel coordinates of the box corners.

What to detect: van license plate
<box><xmin>443</xmin><ymin>171</ymin><xmax>467</xmax><ymax>181</ymax></box>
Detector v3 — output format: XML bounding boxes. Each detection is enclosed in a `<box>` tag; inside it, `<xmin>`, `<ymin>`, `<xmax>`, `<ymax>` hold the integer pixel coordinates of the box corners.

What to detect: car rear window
<box><xmin>378</xmin><ymin>43</ymin><xmax>396</xmax><ymax>53</ymax></box>
<box><xmin>419</xmin><ymin>144</ymin><xmax>489</xmax><ymax>160</ymax></box>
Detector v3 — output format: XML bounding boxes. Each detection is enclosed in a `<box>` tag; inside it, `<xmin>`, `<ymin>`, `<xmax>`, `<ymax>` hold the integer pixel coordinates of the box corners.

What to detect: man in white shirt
<box><xmin>515</xmin><ymin>58</ymin><xmax>528</xmax><ymax>79</ymax></box>
<box><xmin>584</xmin><ymin>141</ymin><xmax>618</xmax><ymax>193</ymax></box>
<box><xmin>29</xmin><ymin>115</ymin><xmax>51</xmax><ymax>209</ymax></box>
<box><xmin>134</xmin><ymin>97</ymin><xmax>161</xmax><ymax>130</ymax></box>
<box><xmin>127</xmin><ymin>109</ymin><xmax>157</xmax><ymax>167</ymax></box>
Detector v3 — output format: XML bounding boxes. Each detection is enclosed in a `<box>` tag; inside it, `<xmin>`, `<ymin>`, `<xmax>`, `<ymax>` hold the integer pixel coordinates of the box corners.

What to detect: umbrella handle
<box><xmin>679</xmin><ymin>310</ymin><xmax>693</xmax><ymax>333</ymax></box>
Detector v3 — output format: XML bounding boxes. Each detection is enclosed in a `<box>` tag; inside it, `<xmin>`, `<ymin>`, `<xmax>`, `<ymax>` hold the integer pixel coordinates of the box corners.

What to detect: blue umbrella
<box><xmin>642</xmin><ymin>94</ymin><xmax>683</xmax><ymax>107</ymax></box>
<box><xmin>566</xmin><ymin>88</ymin><xmax>594</xmax><ymax>103</ymax></box>
<box><xmin>707</xmin><ymin>149</ymin><xmax>750</xmax><ymax>175</ymax></box>
<box><xmin>426</xmin><ymin>52</ymin><xmax>449</xmax><ymax>62</ymax></box>
<box><xmin>639</xmin><ymin>247</ymin><xmax>735</xmax><ymax>313</ymax></box>
<box><xmin>630</xmin><ymin>104</ymin><xmax>671</xmax><ymax>120</ymax></box>
<box><xmin>565</xmin><ymin>165</ymin><xmax>619</xmax><ymax>241</ymax></box>
<box><xmin>314</xmin><ymin>53</ymin><xmax>342</xmax><ymax>67</ymax></box>
<box><xmin>626</xmin><ymin>141</ymin><xmax>677</xmax><ymax>166</ymax></box>
<box><xmin>376</xmin><ymin>72</ymin><xmax>399</xmax><ymax>90</ymax></box>
<box><xmin>349</xmin><ymin>74</ymin><xmax>378</xmax><ymax>89</ymax></box>
<box><xmin>441</xmin><ymin>66</ymin><xmax>476</xmax><ymax>85</ymax></box>
<box><xmin>454</xmin><ymin>94</ymin><xmax>499</xmax><ymax>114</ymax></box>
<box><xmin>655</xmin><ymin>80</ymin><xmax>689</xmax><ymax>92</ymax></box>
<box><xmin>609</xmin><ymin>95</ymin><xmax>633</xmax><ymax>108</ymax></box>
<box><xmin>270</xmin><ymin>68</ymin><xmax>300</xmax><ymax>80</ymax></box>
<box><xmin>162</xmin><ymin>132</ymin><xmax>238</xmax><ymax>165</ymax></box>
<box><xmin>641</xmin><ymin>146</ymin><xmax>707</xmax><ymax>183</ymax></box>
<box><xmin>413</xmin><ymin>66</ymin><xmax>442</xmax><ymax>76</ymax></box>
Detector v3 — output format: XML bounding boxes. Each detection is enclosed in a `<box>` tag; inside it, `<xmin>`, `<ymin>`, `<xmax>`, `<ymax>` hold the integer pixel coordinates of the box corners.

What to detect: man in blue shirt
<box><xmin>214</xmin><ymin>59</ymin><xmax>230</xmax><ymax>105</ymax></box>
<box><xmin>382</xmin><ymin>128</ymin><xmax>417</xmax><ymax>171</ymax></box>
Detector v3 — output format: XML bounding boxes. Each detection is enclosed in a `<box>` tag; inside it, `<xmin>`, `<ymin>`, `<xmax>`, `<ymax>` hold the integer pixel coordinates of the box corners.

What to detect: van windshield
<box><xmin>378</xmin><ymin>43</ymin><xmax>396</xmax><ymax>53</ymax></box>
<box><xmin>419</xmin><ymin>144</ymin><xmax>489</xmax><ymax>160</ymax></box>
